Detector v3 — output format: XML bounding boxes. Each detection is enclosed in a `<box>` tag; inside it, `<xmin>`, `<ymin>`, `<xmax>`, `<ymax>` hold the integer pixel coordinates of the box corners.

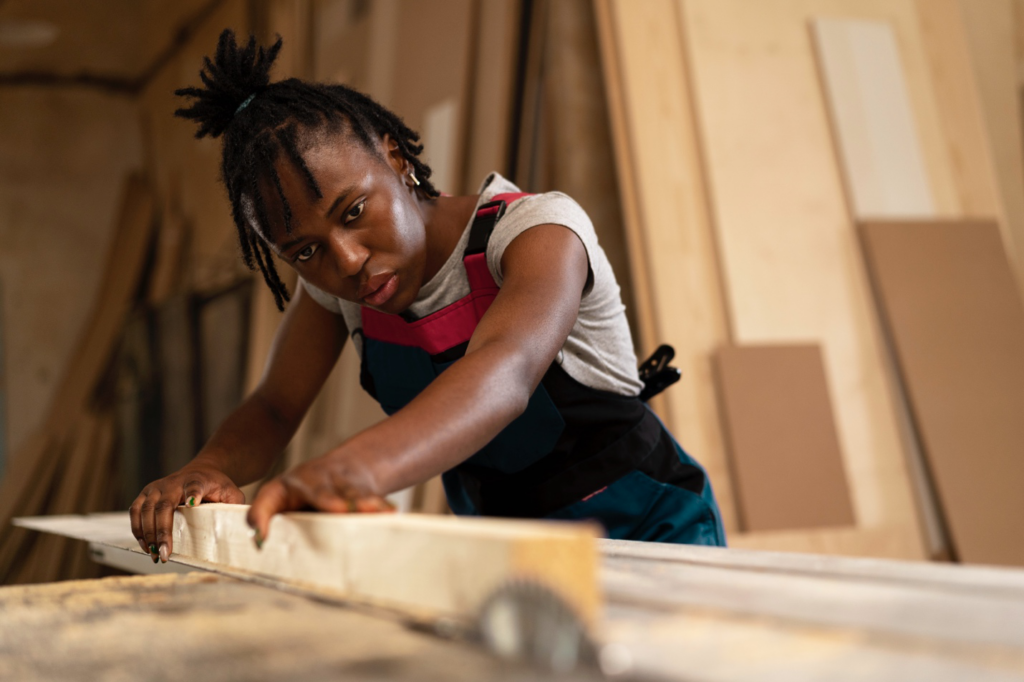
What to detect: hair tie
<box><xmin>234</xmin><ymin>93</ymin><xmax>257</xmax><ymax>118</ymax></box>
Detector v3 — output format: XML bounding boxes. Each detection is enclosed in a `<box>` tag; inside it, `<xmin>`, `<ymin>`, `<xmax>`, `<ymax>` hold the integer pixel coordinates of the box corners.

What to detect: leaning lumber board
<box><xmin>16</xmin><ymin>505</ymin><xmax>601</xmax><ymax>625</ymax></box>
<box><xmin>594</xmin><ymin>0</ymin><xmax>736</xmax><ymax>533</ymax></box>
<box><xmin>677</xmin><ymin>0</ymin><xmax>934</xmax><ymax>557</ymax></box>
<box><xmin>600</xmin><ymin>538</ymin><xmax>1024</xmax><ymax>598</ymax></box>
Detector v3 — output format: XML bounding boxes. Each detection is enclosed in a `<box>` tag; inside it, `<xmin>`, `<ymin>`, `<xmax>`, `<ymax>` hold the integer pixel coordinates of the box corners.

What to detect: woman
<box><xmin>130</xmin><ymin>30</ymin><xmax>724</xmax><ymax>563</ymax></box>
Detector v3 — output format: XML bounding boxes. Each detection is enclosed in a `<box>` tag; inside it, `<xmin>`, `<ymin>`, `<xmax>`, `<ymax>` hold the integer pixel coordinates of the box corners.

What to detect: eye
<box><xmin>296</xmin><ymin>244</ymin><xmax>318</xmax><ymax>262</ymax></box>
<box><xmin>345</xmin><ymin>200</ymin><xmax>366</xmax><ymax>223</ymax></box>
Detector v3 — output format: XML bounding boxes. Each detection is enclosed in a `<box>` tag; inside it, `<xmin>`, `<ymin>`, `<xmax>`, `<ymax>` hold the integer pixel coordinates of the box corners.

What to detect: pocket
<box><xmin>629</xmin><ymin>470</ymin><xmax>725</xmax><ymax>546</ymax></box>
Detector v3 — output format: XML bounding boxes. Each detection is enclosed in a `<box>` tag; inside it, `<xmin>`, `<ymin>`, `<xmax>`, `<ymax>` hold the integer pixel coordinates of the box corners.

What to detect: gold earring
<box><xmin>409</xmin><ymin>170</ymin><xmax>421</xmax><ymax>187</ymax></box>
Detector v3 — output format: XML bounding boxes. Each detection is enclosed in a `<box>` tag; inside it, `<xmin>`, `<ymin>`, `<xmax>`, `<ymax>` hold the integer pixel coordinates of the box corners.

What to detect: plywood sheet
<box><xmin>957</xmin><ymin>0</ymin><xmax>1024</xmax><ymax>280</ymax></box>
<box><xmin>860</xmin><ymin>220</ymin><xmax>1024</xmax><ymax>567</ymax></box>
<box><xmin>678</xmin><ymin>0</ymin><xmax>934</xmax><ymax>557</ymax></box>
<box><xmin>715</xmin><ymin>345</ymin><xmax>855</xmax><ymax>532</ymax></box>
<box><xmin>812</xmin><ymin>18</ymin><xmax>935</xmax><ymax>219</ymax></box>
<box><xmin>595</xmin><ymin>0</ymin><xmax>736</xmax><ymax>531</ymax></box>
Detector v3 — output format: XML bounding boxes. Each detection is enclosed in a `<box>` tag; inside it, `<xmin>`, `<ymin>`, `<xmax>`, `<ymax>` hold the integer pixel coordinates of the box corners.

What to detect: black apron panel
<box><xmin>452</xmin><ymin>362</ymin><xmax>679</xmax><ymax>517</ymax></box>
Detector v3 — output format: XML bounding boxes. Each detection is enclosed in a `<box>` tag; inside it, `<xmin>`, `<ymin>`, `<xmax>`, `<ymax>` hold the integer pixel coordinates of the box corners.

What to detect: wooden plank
<box><xmin>677</xmin><ymin>0</ymin><xmax>932</xmax><ymax>557</ymax></box>
<box><xmin>600</xmin><ymin>538</ymin><xmax>1024</xmax><ymax>597</ymax></box>
<box><xmin>0</xmin><ymin>277</ymin><xmax>5</xmax><ymax>477</ymax></box>
<box><xmin>146</xmin><ymin>211</ymin><xmax>189</xmax><ymax>306</ymax></box>
<box><xmin>601</xmin><ymin>560</ymin><xmax>1024</xmax><ymax>650</ymax></box>
<box><xmin>860</xmin><ymin>220</ymin><xmax>1024</xmax><ymax>567</ymax></box>
<box><xmin>0</xmin><ymin>173</ymin><xmax>153</xmax><ymax>582</ymax></box>
<box><xmin>518</xmin><ymin>0</ymin><xmax>639</xmax><ymax>340</ymax></box>
<box><xmin>600</xmin><ymin>540</ymin><xmax>1024</xmax><ymax>680</ymax></box>
<box><xmin>811</xmin><ymin>18</ymin><xmax>935</xmax><ymax>218</ymax></box>
<box><xmin>462</xmin><ymin>0</ymin><xmax>520</xmax><ymax>190</ymax></box>
<box><xmin>44</xmin><ymin>173</ymin><xmax>154</xmax><ymax>439</ymax></box>
<box><xmin>715</xmin><ymin>345</ymin><xmax>855</xmax><ymax>532</ymax></box>
<box><xmin>603</xmin><ymin>601</ymin><xmax>1024</xmax><ymax>682</ymax></box>
<box><xmin>957</xmin><ymin>0</ymin><xmax>1024</xmax><ymax>282</ymax></box>
<box><xmin>594</xmin><ymin>0</ymin><xmax>737</xmax><ymax>532</ymax></box>
<box><xmin>17</xmin><ymin>505</ymin><xmax>602</xmax><ymax>626</ymax></box>
<box><xmin>195</xmin><ymin>281</ymin><xmax>251</xmax><ymax>443</ymax></box>
<box><xmin>914</xmin><ymin>0</ymin><xmax>1013</xmax><ymax>250</ymax></box>
<box><xmin>154</xmin><ymin>294</ymin><xmax>199</xmax><ymax>475</ymax></box>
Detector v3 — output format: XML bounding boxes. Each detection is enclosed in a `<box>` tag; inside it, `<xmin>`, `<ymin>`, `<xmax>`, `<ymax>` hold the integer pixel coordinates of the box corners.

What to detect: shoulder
<box><xmin>478</xmin><ymin>172</ymin><xmax>592</xmax><ymax>230</ymax></box>
<box><xmin>479</xmin><ymin>174</ymin><xmax>599</xmax><ymax>289</ymax></box>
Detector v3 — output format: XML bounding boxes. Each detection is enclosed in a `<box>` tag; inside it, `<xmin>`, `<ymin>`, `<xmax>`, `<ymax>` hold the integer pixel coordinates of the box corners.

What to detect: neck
<box><xmin>417</xmin><ymin>192</ymin><xmax>480</xmax><ymax>283</ymax></box>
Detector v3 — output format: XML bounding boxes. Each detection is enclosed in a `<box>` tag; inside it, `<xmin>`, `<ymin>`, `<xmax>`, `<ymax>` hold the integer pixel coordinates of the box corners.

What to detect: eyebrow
<box><xmin>278</xmin><ymin>184</ymin><xmax>361</xmax><ymax>256</ymax></box>
<box><xmin>325</xmin><ymin>184</ymin><xmax>359</xmax><ymax>220</ymax></box>
<box><xmin>278</xmin><ymin>234</ymin><xmax>307</xmax><ymax>254</ymax></box>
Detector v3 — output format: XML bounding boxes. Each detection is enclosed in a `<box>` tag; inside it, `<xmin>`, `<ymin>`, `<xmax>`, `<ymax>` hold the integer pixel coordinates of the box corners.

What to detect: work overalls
<box><xmin>356</xmin><ymin>194</ymin><xmax>726</xmax><ymax>545</ymax></box>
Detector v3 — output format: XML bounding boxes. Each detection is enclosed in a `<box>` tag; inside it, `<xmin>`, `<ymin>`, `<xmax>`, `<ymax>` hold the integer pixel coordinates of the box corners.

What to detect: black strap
<box><xmin>464</xmin><ymin>200</ymin><xmax>507</xmax><ymax>256</ymax></box>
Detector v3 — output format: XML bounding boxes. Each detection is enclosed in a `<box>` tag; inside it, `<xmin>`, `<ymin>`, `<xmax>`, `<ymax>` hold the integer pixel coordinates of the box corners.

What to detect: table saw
<box><xmin>4</xmin><ymin>508</ymin><xmax>1024</xmax><ymax>681</ymax></box>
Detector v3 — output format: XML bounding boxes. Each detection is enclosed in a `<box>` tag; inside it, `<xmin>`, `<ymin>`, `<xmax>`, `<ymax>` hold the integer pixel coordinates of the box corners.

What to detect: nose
<box><xmin>329</xmin><ymin>228</ymin><xmax>369</xmax><ymax>279</ymax></box>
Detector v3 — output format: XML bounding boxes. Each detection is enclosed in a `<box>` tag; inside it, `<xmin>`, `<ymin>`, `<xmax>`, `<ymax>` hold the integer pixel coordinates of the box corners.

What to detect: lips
<box><xmin>360</xmin><ymin>272</ymin><xmax>398</xmax><ymax>307</ymax></box>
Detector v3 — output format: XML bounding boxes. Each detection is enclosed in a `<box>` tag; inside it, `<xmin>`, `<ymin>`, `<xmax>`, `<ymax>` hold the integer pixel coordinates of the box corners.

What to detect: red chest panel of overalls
<box><xmin>360</xmin><ymin>192</ymin><xmax>531</xmax><ymax>353</ymax></box>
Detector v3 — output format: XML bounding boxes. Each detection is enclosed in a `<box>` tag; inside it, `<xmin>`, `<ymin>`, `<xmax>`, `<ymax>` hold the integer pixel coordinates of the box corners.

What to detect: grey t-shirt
<box><xmin>303</xmin><ymin>172</ymin><xmax>644</xmax><ymax>397</ymax></box>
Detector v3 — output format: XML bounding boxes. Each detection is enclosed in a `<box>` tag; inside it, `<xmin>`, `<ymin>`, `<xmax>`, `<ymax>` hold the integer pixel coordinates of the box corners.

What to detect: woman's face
<box><xmin>254</xmin><ymin>129</ymin><xmax>428</xmax><ymax>314</ymax></box>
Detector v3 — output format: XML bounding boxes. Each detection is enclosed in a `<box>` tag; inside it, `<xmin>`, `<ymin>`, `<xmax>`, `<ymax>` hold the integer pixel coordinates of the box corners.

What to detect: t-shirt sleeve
<box><xmin>485</xmin><ymin>192</ymin><xmax>600</xmax><ymax>296</ymax></box>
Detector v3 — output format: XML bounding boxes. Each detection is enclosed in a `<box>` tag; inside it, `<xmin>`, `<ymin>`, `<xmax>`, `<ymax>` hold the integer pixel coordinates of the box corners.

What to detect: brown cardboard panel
<box><xmin>860</xmin><ymin>221</ymin><xmax>1024</xmax><ymax>566</ymax></box>
<box><xmin>715</xmin><ymin>345</ymin><xmax>856</xmax><ymax>532</ymax></box>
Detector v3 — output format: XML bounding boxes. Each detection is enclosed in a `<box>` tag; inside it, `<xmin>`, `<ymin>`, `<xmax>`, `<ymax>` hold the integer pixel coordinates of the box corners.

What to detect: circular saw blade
<box><xmin>477</xmin><ymin>579</ymin><xmax>597</xmax><ymax>673</ymax></box>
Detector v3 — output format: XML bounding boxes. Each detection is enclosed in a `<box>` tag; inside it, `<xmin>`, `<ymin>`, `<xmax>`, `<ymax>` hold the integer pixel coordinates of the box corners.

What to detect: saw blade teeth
<box><xmin>477</xmin><ymin>579</ymin><xmax>596</xmax><ymax>673</ymax></box>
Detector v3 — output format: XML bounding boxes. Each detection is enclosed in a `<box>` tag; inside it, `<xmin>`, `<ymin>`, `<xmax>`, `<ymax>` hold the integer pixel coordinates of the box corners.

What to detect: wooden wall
<box><xmin>0</xmin><ymin>89</ymin><xmax>142</xmax><ymax>463</ymax></box>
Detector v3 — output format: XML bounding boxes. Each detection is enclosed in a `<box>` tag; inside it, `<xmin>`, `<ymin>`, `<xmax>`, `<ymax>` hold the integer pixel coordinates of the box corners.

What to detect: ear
<box><xmin>380</xmin><ymin>133</ymin><xmax>410</xmax><ymax>177</ymax></box>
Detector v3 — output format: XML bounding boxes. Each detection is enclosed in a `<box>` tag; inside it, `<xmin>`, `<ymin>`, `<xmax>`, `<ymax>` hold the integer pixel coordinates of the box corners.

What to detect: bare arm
<box><xmin>192</xmin><ymin>283</ymin><xmax>350</xmax><ymax>484</ymax></box>
<box><xmin>130</xmin><ymin>282</ymin><xmax>350</xmax><ymax>560</ymax></box>
<box><xmin>248</xmin><ymin>223</ymin><xmax>590</xmax><ymax>536</ymax></box>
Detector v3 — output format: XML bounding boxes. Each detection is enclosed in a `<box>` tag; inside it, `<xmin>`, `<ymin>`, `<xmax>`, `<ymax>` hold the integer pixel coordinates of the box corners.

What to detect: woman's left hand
<box><xmin>246</xmin><ymin>453</ymin><xmax>394</xmax><ymax>546</ymax></box>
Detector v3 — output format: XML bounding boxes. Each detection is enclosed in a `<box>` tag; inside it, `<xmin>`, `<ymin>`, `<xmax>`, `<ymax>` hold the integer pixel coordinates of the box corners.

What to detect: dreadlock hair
<box><xmin>174</xmin><ymin>29</ymin><xmax>440</xmax><ymax>310</ymax></box>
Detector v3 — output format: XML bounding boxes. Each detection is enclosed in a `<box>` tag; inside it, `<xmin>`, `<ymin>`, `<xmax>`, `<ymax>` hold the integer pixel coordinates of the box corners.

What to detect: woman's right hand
<box><xmin>129</xmin><ymin>464</ymin><xmax>245</xmax><ymax>563</ymax></box>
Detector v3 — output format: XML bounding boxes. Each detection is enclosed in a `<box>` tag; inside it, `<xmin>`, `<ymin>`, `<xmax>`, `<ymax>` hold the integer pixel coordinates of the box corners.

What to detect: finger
<box><xmin>354</xmin><ymin>495</ymin><xmax>394</xmax><ymax>513</ymax></box>
<box><xmin>307</xmin><ymin>486</ymin><xmax>353</xmax><ymax>514</ymax></box>
<box><xmin>210</xmin><ymin>482</ymin><xmax>246</xmax><ymax>505</ymax></box>
<box><xmin>139</xmin><ymin>493</ymin><xmax>161</xmax><ymax>562</ymax></box>
<box><xmin>129</xmin><ymin>497</ymin><xmax>149</xmax><ymax>553</ymax></box>
<box><xmin>181</xmin><ymin>475</ymin><xmax>207</xmax><ymax>509</ymax></box>
<box><xmin>154</xmin><ymin>496</ymin><xmax>178</xmax><ymax>562</ymax></box>
<box><xmin>247</xmin><ymin>478</ymin><xmax>293</xmax><ymax>546</ymax></box>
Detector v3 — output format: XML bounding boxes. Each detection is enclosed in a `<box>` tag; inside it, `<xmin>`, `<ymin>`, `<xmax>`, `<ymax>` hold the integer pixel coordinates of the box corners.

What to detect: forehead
<box><xmin>246</xmin><ymin>127</ymin><xmax>385</xmax><ymax>242</ymax></box>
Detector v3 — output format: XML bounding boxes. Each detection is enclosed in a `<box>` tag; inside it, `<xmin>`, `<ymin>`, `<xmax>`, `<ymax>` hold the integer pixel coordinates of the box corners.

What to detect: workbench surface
<box><xmin>0</xmin><ymin>571</ymin><xmax>601</xmax><ymax>682</ymax></box>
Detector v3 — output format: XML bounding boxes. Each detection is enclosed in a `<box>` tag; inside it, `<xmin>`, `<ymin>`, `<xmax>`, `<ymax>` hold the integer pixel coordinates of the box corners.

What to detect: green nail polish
<box><xmin>253</xmin><ymin>529</ymin><xmax>263</xmax><ymax>550</ymax></box>
<box><xmin>149</xmin><ymin>544</ymin><xmax>157</xmax><ymax>555</ymax></box>
<box><xmin>188</xmin><ymin>496</ymin><xmax>195</xmax><ymax>507</ymax></box>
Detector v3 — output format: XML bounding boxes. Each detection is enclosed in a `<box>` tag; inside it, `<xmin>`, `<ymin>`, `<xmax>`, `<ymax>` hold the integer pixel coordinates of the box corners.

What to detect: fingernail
<box><xmin>159</xmin><ymin>544</ymin><xmax>169</xmax><ymax>563</ymax></box>
<box><xmin>149</xmin><ymin>544</ymin><xmax>157</xmax><ymax>556</ymax></box>
<box><xmin>250</xmin><ymin>528</ymin><xmax>263</xmax><ymax>550</ymax></box>
<box><xmin>152</xmin><ymin>553</ymin><xmax>159</xmax><ymax>564</ymax></box>
<box><xmin>188</xmin><ymin>496</ymin><xmax>195</xmax><ymax>507</ymax></box>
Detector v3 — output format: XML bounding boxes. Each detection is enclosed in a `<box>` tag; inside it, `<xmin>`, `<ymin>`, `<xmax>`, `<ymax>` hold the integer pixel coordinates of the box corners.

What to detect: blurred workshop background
<box><xmin>0</xmin><ymin>0</ymin><xmax>1022</xmax><ymax>584</ymax></box>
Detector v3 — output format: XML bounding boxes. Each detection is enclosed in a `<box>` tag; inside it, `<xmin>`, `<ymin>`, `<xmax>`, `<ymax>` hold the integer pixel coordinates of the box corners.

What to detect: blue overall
<box><xmin>356</xmin><ymin>195</ymin><xmax>725</xmax><ymax>545</ymax></box>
